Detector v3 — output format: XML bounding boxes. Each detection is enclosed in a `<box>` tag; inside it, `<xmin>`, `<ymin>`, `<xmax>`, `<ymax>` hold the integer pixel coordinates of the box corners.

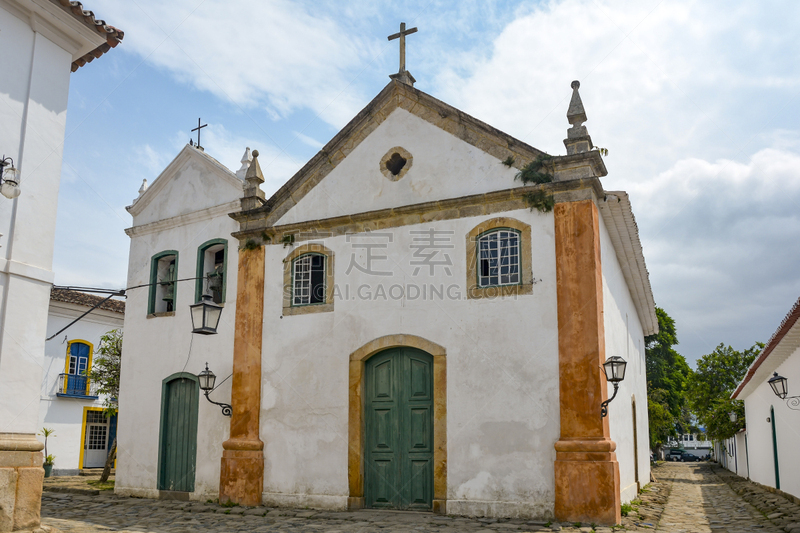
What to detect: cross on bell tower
<box><xmin>388</xmin><ymin>22</ymin><xmax>418</xmax><ymax>86</ymax></box>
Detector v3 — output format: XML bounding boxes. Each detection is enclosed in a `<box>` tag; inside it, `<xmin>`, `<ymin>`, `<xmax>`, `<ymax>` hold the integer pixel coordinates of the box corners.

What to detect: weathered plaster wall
<box><xmin>39</xmin><ymin>303</ymin><xmax>123</xmax><ymax>473</ymax></box>
<box><xmin>258</xmin><ymin>208</ymin><xmax>561</xmax><ymax>518</ymax></box>
<box><xmin>117</xmin><ymin>204</ymin><xmax>240</xmax><ymax>501</ymax></box>
<box><xmin>598</xmin><ymin>212</ymin><xmax>650</xmax><ymax>503</ymax></box>
<box><xmin>278</xmin><ymin>108</ymin><xmax>521</xmax><ymax>226</ymax></box>
<box><xmin>742</xmin><ymin>346</ymin><xmax>800</xmax><ymax>499</ymax></box>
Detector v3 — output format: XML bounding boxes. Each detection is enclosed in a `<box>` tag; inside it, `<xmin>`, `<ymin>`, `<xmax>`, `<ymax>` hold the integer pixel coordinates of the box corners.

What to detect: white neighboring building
<box><xmin>0</xmin><ymin>1</ymin><xmax>121</xmax><ymax>528</ymax></box>
<box><xmin>116</xmin><ymin>79</ymin><xmax>655</xmax><ymax>526</ymax></box>
<box><xmin>732</xmin><ymin>296</ymin><xmax>800</xmax><ymax>500</ymax></box>
<box><xmin>666</xmin><ymin>433</ymin><xmax>712</xmax><ymax>457</ymax></box>
<box><xmin>40</xmin><ymin>288</ymin><xmax>124</xmax><ymax>474</ymax></box>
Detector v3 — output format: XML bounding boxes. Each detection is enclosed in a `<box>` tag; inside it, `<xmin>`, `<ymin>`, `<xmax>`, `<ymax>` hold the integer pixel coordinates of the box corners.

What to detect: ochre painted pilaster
<box><xmin>219</xmin><ymin>246</ymin><xmax>265</xmax><ymax>507</ymax></box>
<box><xmin>553</xmin><ymin>200</ymin><xmax>621</xmax><ymax>526</ymax></box>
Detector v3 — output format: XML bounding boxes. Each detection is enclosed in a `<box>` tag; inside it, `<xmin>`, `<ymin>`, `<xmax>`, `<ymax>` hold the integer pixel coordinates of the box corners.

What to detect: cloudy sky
<box><xmin>56</xmin><ymin>0</ymin><xmax>800</xmax><ymax>366</ymax></box>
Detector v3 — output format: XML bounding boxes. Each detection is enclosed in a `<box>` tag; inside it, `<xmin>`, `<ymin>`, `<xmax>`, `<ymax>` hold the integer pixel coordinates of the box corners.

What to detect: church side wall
<box><xmin>116</xmin><ymin>213</ymin><xmax>239</xmax><ymax>500</ymax></box>
<box><xmin>742</xmin><ymin>347</ymin><xmax>800</xmax><ymax>499</ymax></box>
<box><xmin>259</xmin><ymin>208</ymin><xmax>561</xmax><ymax>518</ymax></box>
<box><xmin>598</xmin><ymin>214</ymin><xmax>650</xmax><ymax>503</ymax></box>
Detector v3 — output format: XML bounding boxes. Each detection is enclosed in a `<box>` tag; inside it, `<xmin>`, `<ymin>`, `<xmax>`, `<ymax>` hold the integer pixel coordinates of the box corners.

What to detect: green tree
<box><xmin>645</xmin><ymin>308</ymin><xmax>693</xmax><ymax>452</ymax></box>
<box><xmin>87</xmin><ymin>329</ymin><xmax>122</xmax><ymax>483</ymax></box>
<box><xmin>687</xmin><ymin>342</ymin><xmax>762</xmax><ymax>441</ymax></box>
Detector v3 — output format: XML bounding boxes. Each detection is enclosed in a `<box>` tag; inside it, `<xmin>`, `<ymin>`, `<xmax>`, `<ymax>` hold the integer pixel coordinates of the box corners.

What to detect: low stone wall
<box><xmin>714</xmin><ymin>465</ymin><xmax>800</xmax><ymax>533</ymax></box>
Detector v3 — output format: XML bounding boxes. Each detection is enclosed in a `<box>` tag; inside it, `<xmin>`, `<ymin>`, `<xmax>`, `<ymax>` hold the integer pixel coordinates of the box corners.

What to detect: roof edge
<box><xmin>733</xmin><ymin>296</ymin><xmax>800</xmax><ymax>399</ymax></box>
<box><xmin>127</xmin><ymin>145</ymin><xmax>240</xmax><ymax>217</ymax></box>
<box><xmin>234</xmin><ymin>80</ymin><xmax>550</xmax><ymax>228</ymax></box>
<box><xmin>597</xmin><ymin>191</ymin><xmax>658</xmax><ymax>336</ymax></box>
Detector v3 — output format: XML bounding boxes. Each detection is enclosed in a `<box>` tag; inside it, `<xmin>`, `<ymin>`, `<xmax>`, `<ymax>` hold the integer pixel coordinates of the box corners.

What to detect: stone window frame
<box><xmin>379</xmin><ymin>146</ymin><xmax>413</xmax><ymax>181</ymax></box>
<box><xmin>466</xmin><ymin>217</ymin><xmax>533</xmax><ymax>300</ymax></box>
<box><xmin>282</xmin><ymin>243</ymin><xmax>335</xmax><ymax>316</ymax></box>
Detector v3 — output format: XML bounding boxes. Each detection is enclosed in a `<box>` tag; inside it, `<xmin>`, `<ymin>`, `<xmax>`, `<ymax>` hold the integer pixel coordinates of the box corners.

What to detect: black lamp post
<box><xmin>0</xmin><ymin>156</ymin><xmax>20</xmax><ymax>199</ymax></box>
<box><xmin>768</xmin><ymin>372</ymin><xmax>799</xmax><ymax>411</ymax></box>
<box><xmin>190</xmin><ymin>294</ymin><xmax>223</xmax><ymax>335</ymax></box>
<box><xmin>198</xmin><ymin>363</ymin><xmax>231</xmax><ymax>417</ymax></box>
<box><xmin>600</xmin><ymin>356</ymin><xmax>627</xmax><ymax>418</ymax></box>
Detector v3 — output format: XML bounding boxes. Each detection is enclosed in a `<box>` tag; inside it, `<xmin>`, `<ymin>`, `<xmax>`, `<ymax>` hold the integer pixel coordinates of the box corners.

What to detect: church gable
<box><xmin>127</xmin><ymin>145</ymin><xmax>243</xmax><ymax>227</ymax></box>
<box><xmin>252</xmin><ymin>81</ymin><xmax>548</xmax><ymax>228</ymax></box>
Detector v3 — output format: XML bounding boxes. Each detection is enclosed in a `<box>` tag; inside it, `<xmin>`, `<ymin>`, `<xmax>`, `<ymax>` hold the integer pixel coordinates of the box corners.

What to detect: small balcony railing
<box><xmin>56</xmin><ymin>373</ymin><xmax>99</xmax><ymax>399</ymax></box>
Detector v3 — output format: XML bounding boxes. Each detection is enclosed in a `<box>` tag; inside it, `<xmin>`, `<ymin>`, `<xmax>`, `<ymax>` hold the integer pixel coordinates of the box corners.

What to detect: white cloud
<box><xmin>433</xmin><ymin>0</ymin><xmax>800</xmax><ymax>361</ymax></box>
<box><xmin>91</xmin><ymin>0</ymin><xmax>382</xmax><ymax>128</ymax></box>
<box><xmin>633</xmin><ymin>148</ymin><xmax>800</xmax><ymax>358</ymax></box>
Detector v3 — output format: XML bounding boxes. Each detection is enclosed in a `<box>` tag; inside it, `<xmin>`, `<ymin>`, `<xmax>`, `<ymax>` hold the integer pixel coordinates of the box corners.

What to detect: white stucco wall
<box><xmin>742</xmin><ymin>346</ymin><xmax>800</xmax><ymax>499</ymax></box>
<box><xmin>0</xmin><ymin>2</ymin><xmax>74</xmax><ymax>435</ymax></box>
<box><xmin>39</xmin><ymin>301</ymin><xmax>123</xmax><ymax>474</ymax></box>
<box><xmin>599</xmin><ymin>212</ymin><xmax>650</xmax><ymax>503</ymax></box>
<box><xmin>259</xmin><ymin>208</ymin><xmax>561</xmax><ymax>518</ymax></box>
<box><xmin>278</xmin><ymin>108</ymin><xmax>521</xmax><ymax>226</ymax></box>
<box><xmin>117</xmin><ymin>153</ymin><xmax>242</xmax><ymax>499</ymax></box>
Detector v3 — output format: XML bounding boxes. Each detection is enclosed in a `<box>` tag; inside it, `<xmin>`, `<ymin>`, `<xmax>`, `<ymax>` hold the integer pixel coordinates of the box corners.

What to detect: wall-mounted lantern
<box><xmin>600</xmin><ymin>356</ymin><xmax>627</xmax><ymax>418</ymax></box>
<box><xmin>0</xmin><ymin>156</ymin><xmax>20</xmax><ymax>199</ymax></box>
<box><xmin>768</xmin><ymin>372</ymin><xmax>799</xmax><ymax>411</ymax></box>
<box><xmin>768</xmin><ymin>372</ymin><xmax>788</xmax><ymax>399</ymax></box>
<box><xmin>729</xmin><ymin>412</ymin><xmax>737</xmax><ymax>423</ymax></box>
<box><xmin>198</xmin><ymin>363</ymin><xmax>231</xmax><ymax>417</ymax></box>
<box><xmin>190</xmin><ymin>293</ymin><xmax>223</xmax><ymax>335</ymax></box>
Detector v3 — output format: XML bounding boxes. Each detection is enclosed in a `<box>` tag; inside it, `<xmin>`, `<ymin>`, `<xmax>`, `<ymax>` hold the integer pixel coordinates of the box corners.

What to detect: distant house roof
<box><xmin>48</xmin><ymin>0</ymin><xmax>124</xmax><ymax>72</ymax></box>
<box><xmin>733</xmin><ymin>296</ymin><xmax>800</xmax><ymax>399</ymax></box>
<box><xmin>50</xmin><ymin>288</ymin><xmax>125</xmax><ymax>314</ymax></box>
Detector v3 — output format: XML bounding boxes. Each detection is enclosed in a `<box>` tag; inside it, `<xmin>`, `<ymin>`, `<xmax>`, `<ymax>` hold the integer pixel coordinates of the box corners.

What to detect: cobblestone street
<box><xmin>39</xmin><ymin>464</ymin><xmax>800</xmax><ymax>532</ymax></box>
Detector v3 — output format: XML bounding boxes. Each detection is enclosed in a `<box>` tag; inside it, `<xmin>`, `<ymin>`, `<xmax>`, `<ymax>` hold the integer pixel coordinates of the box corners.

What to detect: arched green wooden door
<box><xmin>365</xmin><ymin>347</ymin><xmax>433</xmax><ymax>510</ymax></box>
<box><xmin>158</xmin><ymin>373</ymin><xmax>199</xmax><ymax>493</ymax></box>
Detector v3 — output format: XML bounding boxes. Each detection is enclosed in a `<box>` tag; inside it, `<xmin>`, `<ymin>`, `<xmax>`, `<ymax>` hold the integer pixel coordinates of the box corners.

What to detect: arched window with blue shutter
<box><xmin>63</xmin><ymin>340</ymin><xmax>93</xmax><ymax>396</ymax></box>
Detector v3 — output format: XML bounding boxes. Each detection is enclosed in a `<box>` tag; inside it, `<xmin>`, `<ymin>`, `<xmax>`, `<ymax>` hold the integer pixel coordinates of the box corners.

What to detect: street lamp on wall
<box><xmin>600</xmin><ymin>356</ymin><xmax>627</xmax><ymax>418</ymax></box>
<box><xmin>0</xmin><ymin>156</ymin><xmax>21</xmax><ymax>199</ymax></box>
<box><xmin>768</xmin><ymin>372</ymin><xmax>799</xmax><ymax>411</ymax></box>
<box><xmin>729</xmin><ymin>412</ymin><xmax>737</xmax><ymax>423</ymax></box>
<box><xmin>198</xmin><ymin>363</ymin><xmax>232</xmax><ymax>417</ymax></box>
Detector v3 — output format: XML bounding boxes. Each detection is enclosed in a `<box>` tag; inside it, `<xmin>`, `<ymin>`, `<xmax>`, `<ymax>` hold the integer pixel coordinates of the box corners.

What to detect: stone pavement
<box><xmin>38</xmin><ymin>463</ymin><xmax>798</xmax><ymax>532</ymax></box>
<box><xmin>655</xmin><ymin>463</ymin><xmax>784</xmax><ymax>532</ymax></box>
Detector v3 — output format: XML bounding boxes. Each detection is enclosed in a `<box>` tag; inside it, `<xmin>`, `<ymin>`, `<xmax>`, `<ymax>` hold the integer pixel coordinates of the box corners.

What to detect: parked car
<box><xmin>678</xmin><ymin>451</ymin><xmax>701</xmax><ymax>462</ymax></box>
<box><xmin>668</xmin><ymin>449</ymin><xmax>684</xmax><ymax>461</ymax></box>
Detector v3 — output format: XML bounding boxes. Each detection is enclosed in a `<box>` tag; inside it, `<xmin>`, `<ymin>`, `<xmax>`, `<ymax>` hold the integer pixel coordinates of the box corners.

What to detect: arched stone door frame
<box><xmin>348</xmin><ymin>334</ymin><xmax>447</xmax><ymax>514</ymax></box>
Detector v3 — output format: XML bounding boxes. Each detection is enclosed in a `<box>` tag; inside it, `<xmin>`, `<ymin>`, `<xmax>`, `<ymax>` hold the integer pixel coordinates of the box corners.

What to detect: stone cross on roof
<box><xmin>388</xmin><ymin>22</ymin><xmax>418</xmax><ymax>86</ymax></box>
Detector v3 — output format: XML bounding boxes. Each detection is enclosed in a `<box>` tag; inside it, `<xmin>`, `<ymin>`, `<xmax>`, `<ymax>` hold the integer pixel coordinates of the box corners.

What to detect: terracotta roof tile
<box><xmin>48</xmin><ymin>0</ymin><xmax>124</xmax><ymax>72</ymax></box>
<box><xmin>50</xmin><ymin>288</ymin><xmax>126</xmax><ymax>314</ymax></box>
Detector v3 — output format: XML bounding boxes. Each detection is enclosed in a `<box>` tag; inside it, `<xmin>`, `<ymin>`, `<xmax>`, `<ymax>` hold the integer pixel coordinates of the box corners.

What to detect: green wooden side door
<box><xmin>158</xmin><ymin>373</ymin><xmax>199</xmax><ymax>492</ymax></box>
<box><xmin>365</xmin><ymin>347</ymin><xmax>433</xmax><ymax>510</ymax></box>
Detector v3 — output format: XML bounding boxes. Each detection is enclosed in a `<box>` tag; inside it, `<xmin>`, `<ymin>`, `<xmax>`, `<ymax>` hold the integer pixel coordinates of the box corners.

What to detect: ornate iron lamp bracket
<box><xmin>203</xmin><ymin>390</ymin><xmax>232</xmax><ymax>417</ymax></box>
<box><xmin>600</xmin><ymin>382</ymin><xmax>620</xmax><ymax>418</ymax></box>
<box><xmin>786</xmin><ymin>396</ymin><xmax>800</xmax><ymax>411</ymax></box>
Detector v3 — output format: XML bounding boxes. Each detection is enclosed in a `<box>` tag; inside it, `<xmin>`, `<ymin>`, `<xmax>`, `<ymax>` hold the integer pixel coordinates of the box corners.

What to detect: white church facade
<box><xmin>117</xmin><ymin>78</ymin><xmax>656</xmax><ymax>525</ymax></box>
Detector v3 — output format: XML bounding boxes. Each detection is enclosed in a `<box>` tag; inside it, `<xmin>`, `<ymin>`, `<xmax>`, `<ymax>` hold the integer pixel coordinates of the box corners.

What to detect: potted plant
<box><xmin>40</xmin><ymin>428</ymin><xmax>55</xmax><ymax>477</ymax></box>
<box><xmin>43</xmin><ymin>455</ymin><xmax>55</xmax><ymax>478</ymax></box>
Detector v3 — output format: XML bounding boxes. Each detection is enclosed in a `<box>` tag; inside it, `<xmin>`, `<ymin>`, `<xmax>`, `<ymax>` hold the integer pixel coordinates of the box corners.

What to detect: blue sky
<box><xmin>55</xmin><ymin>0</ymin><xmax>800</xmax><ymax>365</ymax></box>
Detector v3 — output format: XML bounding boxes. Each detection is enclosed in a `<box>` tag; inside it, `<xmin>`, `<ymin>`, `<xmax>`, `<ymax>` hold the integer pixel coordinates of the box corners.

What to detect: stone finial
<box><xmin>241</xmin><ymin>149</ymin><xmax>266</xmax><ymax>211</ymax></box>
<box><xmin>236</xmin><ymin>147</ymin><xmax>253</xmax><ymax>180</ymax></box>
<box><xmin>138</xmin><ymin>178</ymin><xmax>148</xmax><ymax>196</ymax></box>
<box><xmin>564</xmin><ymin>80</ymin><xmax>594</xmax><ymax>155</ymax></box>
